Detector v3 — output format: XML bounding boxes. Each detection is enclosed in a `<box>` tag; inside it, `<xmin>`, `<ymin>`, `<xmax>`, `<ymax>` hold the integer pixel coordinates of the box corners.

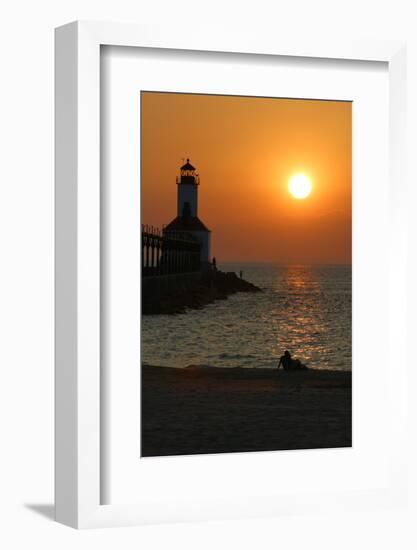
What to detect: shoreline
<box><xmin>141</xmin><ymin>365</ymin><xmax>352</xmax><ymax>457</ymax></box>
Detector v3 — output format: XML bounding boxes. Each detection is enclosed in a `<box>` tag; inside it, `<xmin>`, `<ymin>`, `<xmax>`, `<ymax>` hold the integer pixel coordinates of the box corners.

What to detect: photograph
<box><xmin>141</xmin><ymin>91</ymin><xmax>352</xmax><ymax>457</ymax></box>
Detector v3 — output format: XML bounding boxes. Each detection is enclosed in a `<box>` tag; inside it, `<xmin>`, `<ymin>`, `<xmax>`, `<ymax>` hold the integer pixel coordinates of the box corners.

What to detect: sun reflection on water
<box><xmin>142</xmin><ymin>264</ymin><xmax>351</xmax><ymax>371</ymax></box>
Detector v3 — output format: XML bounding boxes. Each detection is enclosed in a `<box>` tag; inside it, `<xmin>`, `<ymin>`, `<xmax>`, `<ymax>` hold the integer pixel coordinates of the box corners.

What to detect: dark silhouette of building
<box><xmin>164</xmin><ymin>159</ymin><xmax>211</xmax><ymax>267</ymax></box>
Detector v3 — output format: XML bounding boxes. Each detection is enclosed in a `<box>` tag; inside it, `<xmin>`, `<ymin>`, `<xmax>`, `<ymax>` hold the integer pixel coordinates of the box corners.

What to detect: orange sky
<box><xmin>141</xmin><ymin>92</ymin><xmax>351</xmax><ymax>264</ymax></box>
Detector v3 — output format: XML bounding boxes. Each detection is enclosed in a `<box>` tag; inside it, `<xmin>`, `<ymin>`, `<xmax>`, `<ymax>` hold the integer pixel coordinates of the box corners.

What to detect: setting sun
<box><xmin>288</xmin><ymin>174</ymin><xmax>312</xmax><ymax>199</ymax></box>
<box><xmin>142</xmin><ymin>93</ymin><xmax>351</xmax><ymax>264</ymax></box>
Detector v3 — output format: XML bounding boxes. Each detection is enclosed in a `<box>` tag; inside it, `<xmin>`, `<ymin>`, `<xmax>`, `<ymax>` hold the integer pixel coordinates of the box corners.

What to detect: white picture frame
<box><xmin>55</xmin><ymin>21</ymin><xmax>407</xmax><ymax>529</ymax></box>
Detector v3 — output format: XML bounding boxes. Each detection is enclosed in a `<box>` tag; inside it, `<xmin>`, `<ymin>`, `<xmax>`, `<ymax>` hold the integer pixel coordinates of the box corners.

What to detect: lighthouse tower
<box><xmin>164</xmin><ymin>159</ymin><xmax>211</xmax><ymax>266</ymax></box>
<box><xmin>177</xmin><ymin>159</ymin><xmax>199</xmax><ymax>217</ymax></box>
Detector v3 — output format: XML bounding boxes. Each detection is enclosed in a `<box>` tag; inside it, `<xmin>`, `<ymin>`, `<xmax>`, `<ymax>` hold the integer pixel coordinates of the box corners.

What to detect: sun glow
<box><xmin>288</xmin><ymin>174</ymin><xmax>312</xmax><ymax>200</ymax></box>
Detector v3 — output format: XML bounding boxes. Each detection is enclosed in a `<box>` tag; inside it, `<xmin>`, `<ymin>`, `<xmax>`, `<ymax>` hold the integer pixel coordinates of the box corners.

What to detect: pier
<box><xmin>141</xmin><ymin>224</ymin><xmax>261</xmax><ymax>314</ymax></box>
<box><xmin>142</xmin><ymin>224</ymin><xmax>201</xmax><ymax>277</ymax></box>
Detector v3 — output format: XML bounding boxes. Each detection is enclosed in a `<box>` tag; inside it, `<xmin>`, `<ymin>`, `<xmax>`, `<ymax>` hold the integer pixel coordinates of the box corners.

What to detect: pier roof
<box><xmin>164</xmin><ymin>216</ymin><xmax>210</xmax><ymax>233</ymax></box>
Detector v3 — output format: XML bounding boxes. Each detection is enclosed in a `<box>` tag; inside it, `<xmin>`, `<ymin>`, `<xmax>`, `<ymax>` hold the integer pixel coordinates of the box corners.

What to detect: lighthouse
<box><xmin>164</xmin><ymin>159</ymin><xmax>211</xmax><ymax>266</ymax></box>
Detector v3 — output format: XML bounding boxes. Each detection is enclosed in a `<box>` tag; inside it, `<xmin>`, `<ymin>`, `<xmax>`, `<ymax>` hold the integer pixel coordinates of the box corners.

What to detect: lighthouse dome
<box><xmin>180</xmin><ymin>159</ymin><xmax>196</xmax><ymax>171</ymax></box>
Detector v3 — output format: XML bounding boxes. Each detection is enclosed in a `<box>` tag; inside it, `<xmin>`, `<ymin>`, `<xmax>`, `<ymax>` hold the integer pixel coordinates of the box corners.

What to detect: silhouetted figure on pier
<box><xmin>212</xmin><ymin>257</ymin><xmax>217</xmax><ymax>271</ymax></box>
<box><xmin>278</xmin><ymin>350</ymin><xmax>308</xmax><ymax>371</ymax></box>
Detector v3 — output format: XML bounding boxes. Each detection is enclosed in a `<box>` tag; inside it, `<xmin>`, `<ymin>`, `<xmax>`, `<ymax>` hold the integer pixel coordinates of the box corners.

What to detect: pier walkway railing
<box><xmin>142</xmin><ymin>224</ymin><xmax>201</xmax><ymax>277</ymax></box>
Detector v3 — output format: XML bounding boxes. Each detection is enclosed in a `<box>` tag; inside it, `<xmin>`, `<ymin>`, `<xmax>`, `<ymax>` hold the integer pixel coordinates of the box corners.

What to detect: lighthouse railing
<box><xmin>141</xmin><ymin>224</ymin><xmax>201</xmax><ymax>277</ymax></box>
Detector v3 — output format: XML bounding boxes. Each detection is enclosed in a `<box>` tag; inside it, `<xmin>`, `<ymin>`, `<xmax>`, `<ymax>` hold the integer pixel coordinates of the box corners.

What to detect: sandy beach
<box><xmin>141</xmin><ymin>365</ymin><xmax>352</xmax><ymax>457</ymax></box>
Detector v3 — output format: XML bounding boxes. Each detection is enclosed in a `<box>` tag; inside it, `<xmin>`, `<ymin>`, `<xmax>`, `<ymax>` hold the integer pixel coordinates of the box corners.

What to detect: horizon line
<box><xmin>217</xmin><ymin>260</ymin><xmax>352</xmax><ymax>266</ymax></box>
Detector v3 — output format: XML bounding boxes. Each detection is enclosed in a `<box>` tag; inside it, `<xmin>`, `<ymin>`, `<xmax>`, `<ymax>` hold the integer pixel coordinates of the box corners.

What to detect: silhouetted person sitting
<box><xmin>278</xmin><ymin>350</ymin><xmax>292</xmax><ymax>370</ymax></box>
<box><xmin>278</xmin><ymin>350</ymin><xmax>308</xmax><ymax>371</ymax></box>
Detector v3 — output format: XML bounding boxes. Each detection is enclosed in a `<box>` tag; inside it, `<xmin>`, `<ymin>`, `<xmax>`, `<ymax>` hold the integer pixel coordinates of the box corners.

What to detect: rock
<box><xmin>142</xmin><ymin>270</ymin><xmax>262</xmax><ymax>315</ymax></box>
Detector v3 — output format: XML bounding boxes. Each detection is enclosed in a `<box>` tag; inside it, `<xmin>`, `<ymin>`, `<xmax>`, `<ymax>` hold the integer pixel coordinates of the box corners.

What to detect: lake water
<box><xmin>141</xmin><ymin>263</ymin><xmax>352</xmax><ymax>371</ymax></box>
